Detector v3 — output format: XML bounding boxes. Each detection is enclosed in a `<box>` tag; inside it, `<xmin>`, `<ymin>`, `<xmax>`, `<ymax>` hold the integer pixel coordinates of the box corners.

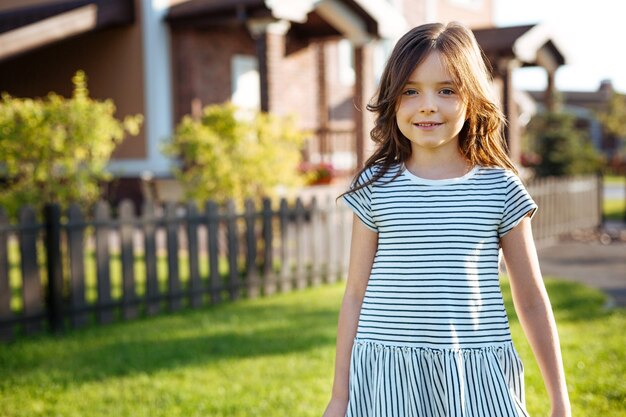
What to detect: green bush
<box><xmin>524</xmin><ymin>111</ymin><xmax>604</xmax><ymax>177</ymax></box>
<box><xmin>0</xmin><ymin>71</ymin><xmax>142</xmax><ymax>218</ymax></box>
<box><xmin>165</xmin><ymin>103</ymin><xmax>308</xmax><ymax>205</ymax></box>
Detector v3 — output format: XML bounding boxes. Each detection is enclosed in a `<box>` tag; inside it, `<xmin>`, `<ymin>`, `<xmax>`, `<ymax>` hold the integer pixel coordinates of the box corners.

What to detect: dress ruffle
<box><xmin>346</xmin><ymin>340</ymin><xmax>529</xmax><ymax>417</ymax></box>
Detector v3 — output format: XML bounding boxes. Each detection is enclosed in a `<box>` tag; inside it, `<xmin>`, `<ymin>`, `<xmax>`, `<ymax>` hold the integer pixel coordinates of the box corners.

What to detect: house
<box><xmin>0</xmin><ymin>0</ymin><xmax>568</xmax><ymax>206</ymax></box>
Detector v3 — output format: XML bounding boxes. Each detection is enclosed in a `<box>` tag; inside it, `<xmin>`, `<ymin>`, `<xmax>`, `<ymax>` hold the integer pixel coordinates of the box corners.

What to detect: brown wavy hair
<box><xmin>344</xmin><ymin>22</ymin><xmax>516</xmax><ymax>195</ymax></box>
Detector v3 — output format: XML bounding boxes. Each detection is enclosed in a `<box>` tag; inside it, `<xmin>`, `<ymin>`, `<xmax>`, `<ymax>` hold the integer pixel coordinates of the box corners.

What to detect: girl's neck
<box><xmin>405</xmin><ymin>148</ymin><xmax>471</xmax><ymax>180</ymax></box>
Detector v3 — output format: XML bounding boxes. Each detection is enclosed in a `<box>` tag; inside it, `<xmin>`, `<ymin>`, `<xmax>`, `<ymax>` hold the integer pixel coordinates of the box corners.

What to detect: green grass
<box><xmin>604</xmin><ymin>175</ymin><xmax>626</xmax><ymax>185</ymax></box>
<box><xmin>604</xmin><ymin>198</ymin><xmax>626</xmax><ymax>221</ymax></box>
<box><xmin>0</xmin><ymin>279</ymin><xmax>624</xmax><ymax>417</ymax></box>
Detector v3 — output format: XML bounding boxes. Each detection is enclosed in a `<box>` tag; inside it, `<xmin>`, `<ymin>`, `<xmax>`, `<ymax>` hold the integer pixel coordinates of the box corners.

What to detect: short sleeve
<box><xmin>342</xmin><ymin>168</ymin><xmax>378</xmax><ymax>232</ymax></box>
<box><xmin>498</xmin><ymin>172</ymin><xmax>537</xmax><ymax>237</ymax></box>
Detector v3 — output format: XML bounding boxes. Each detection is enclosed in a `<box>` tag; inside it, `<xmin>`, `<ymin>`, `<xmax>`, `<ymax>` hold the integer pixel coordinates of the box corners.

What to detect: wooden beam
<box><xmin>0</xmin><ymin>5</ymin><xmax>97</xmax><ymax>61</ymax></box>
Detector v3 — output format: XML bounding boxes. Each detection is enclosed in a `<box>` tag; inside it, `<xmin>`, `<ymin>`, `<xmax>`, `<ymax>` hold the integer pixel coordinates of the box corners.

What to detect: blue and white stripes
<box><xmin>347</xmin><ymin>341</ymin><xmax>527</xmax><ymax>417</ymax></box>
<box><xmin>342</xmin><ymin>164</ymin><xmax>537</xmax><ymax>416</ymax></box>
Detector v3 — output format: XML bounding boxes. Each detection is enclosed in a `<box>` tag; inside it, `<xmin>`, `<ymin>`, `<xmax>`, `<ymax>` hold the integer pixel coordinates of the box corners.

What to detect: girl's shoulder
<box><xmin>356</xmin><ymin>162</ymin><xmax>403</xmax><ymax>184</ymax></box>
<box><xmin>476</xmin><ymin>166</ymin><xmax>521</xmax><ymax>182</ymax></box>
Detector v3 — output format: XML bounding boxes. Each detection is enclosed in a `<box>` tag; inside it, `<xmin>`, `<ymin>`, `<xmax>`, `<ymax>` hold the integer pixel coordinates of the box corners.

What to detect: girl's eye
<box><xmin>403</xmin><ymin>89</ymin><xmax>418</xmax><ymax>96</ymax></box>
<box><xmin>440</xmin><ymin>88</ymin><xmax>456</xmax><ymax>96</ymax></box>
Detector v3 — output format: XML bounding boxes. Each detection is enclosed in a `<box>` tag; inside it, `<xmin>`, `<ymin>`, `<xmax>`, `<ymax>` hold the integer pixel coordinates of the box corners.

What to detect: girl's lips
<box><xmin>413</xmin><ymin>122</ymin><xmax>443</xmax><ymax>127</ymax></box>
<box><xmin>413</xmin><ymin>122</ymin><xmax>443</xmax><ymax>129</ymax></box>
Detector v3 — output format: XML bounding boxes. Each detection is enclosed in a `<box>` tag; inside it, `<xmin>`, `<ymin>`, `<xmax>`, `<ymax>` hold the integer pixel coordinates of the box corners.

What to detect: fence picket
<box><xmin>294</xmin><ymin>198</ymin><xmax>307</xmax><ymax>289</ymax></box>
<box><xmin>205</xmin><ymin>201</ymin><xmax>221</xmax><ymax>304</ymax></box>
<box><xmin>94</xmin><ymin>201</ymin><xmax>113</xmax><ymax>324</ymax></box>
<box><xmin>142</xmin><ymin>202</ymin><xmax>160</xmax><ymax>316</ymax></box>
<box><xmin>261</xmin><ymin>198</ymin><xmax>275</xmax><ymax>295</ymax></box>
<box><xmin>67</xmin><ymin>204</ymin><xmax>88</xmax><ymax>328</ymax></box>
<box><xmin>119</xmin><ymin>201</ymin><xmax>137</xmax><ymax>320</ymax></box>
<box><xmin>279</xmin><ymin>199</ymin><xmax>291</xmax><ymax>292</ymax></box>
<box><xmin>165</xmin><ymin>203</ymin><xmax>182</xmax><ymax>311</ymax></box>
<box><xmin>245</xmin><ymin>199</ymin><xmax>260</xmax><ymax>298</ymax></box>
<box><xmin>19</xmin><ymin>206</ymin><xmax>43</xmax><ymax>334</ymax></box>
<box><xmin>186</xmin><ymin>203</ymin><xmax>202</xmax><ymax>308</ymax></box>
<box><xmin>324</xmin><ymin>196</ymin><xmax>336</xmax><ymax>284</ymax></box>
<box><xmin>0</xmin><ymin>208</ymin><xmax>12</xmax><ymax>341</ymax></box>
<box><xmin>310</xmin><ymin>197</ymin><xmax>322</xmax><ymax>287</ymax></box>
<box><xmin>226</xmin><ymin>200</ymin><xmax>240</xmax><ymax>300</ymax></box>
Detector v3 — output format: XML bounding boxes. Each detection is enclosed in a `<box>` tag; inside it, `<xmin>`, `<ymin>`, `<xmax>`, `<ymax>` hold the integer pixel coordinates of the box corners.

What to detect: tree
<box><xmin>0</xmin><ymin>71</ymin><xmax>143</xmax><ymax>218</ymax></box>
<box><xmin>597</xmin><ymin>92</ymin><xmax>626</xmax><ymax>139</ymax></box>
<box><xmin>597</xmin><ymin>92</ymin><xmax>626</xmax><ymax>170</ymax></box>
<box><xmin>524</xmin><ymin>111</ymin><xmax>604</xmax><ymax>177</ymax></box>
<box><xmin>164</xmin><ymin>103</ymin><xmax>308</xmax><ymax>205</ymax></box>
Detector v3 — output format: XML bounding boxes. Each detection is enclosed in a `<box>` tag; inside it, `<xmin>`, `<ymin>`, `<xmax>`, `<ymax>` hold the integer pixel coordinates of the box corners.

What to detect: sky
<box><xmin>493</xmin><ymin>0</ymin><xmax>626</xmax><ymax>93</ymax></box>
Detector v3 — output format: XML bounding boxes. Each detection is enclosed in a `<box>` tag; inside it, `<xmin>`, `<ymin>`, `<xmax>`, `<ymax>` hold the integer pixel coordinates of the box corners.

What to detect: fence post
<box><xmin>44</xmin><ymin>204</ymin><xmax>64</xmax><ymax>334</ymax></box>
<box><xmin>0</xmin><ymin>208</ymin><xmax>12</xmax><ymax>341</ymax></box>
<box><xmin>597</xmin><ymin>171</ymin><xmax>604</xmax><ymax>229</ymax></box>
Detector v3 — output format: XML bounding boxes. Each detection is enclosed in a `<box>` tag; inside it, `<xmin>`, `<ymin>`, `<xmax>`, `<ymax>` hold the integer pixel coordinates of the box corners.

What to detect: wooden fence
<box><xmin>527</xmin><ymin>175</ymin><xmax>603</xmax><ymax>243</ymax></box>
<box><xmin>0</xmin><ymin>175</ymin><xmax>603</xmax><ymax>342</ymax></box>
<box><xmin>0</xmin><ymin>196</ymin><xmax>352</xmax><ymax>342</ymax></box>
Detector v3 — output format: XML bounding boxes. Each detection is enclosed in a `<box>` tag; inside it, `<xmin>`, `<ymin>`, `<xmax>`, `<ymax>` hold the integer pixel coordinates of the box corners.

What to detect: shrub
<box><xmin>164</xmin><ymin>103</ymin><xmax>308</xmax><ymax>205</ymax></box>
<box><xmin>0</xmin><ymin>71</ymin><xmax>142</xmax><ymax>218</ymax></box>
<box><xmin>524</xmin><ymin>111</ymin><xmax>604</xmax><ymax>177</ymax></box>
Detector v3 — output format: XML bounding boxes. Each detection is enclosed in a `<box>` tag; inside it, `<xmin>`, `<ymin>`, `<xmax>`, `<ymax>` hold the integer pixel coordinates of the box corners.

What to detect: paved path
<box><xmin>537</xmin><ymin>222</ymin><xmax>626</xmax><ymax>307</ymax></box>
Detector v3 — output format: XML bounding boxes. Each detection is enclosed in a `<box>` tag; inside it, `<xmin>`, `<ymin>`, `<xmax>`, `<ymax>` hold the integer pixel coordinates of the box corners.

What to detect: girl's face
<box><xmin>395</xmin><ymin>51</ymin><xmax>467</xmax><ymax>156</ymax></box>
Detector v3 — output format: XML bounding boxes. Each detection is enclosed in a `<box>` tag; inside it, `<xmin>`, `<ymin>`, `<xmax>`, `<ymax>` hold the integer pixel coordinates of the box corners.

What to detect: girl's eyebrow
<box><xmin>405</xmin><ymin>80</ymin><xmax>455</xmax><ymax>85</ymax></box>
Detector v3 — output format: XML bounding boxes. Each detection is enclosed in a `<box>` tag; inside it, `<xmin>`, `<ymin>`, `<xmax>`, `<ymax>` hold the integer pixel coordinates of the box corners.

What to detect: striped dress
<box><xmin>342</xmin><ymin>164</ymin><xmax>537</xmax><ymax>417</ymax></box>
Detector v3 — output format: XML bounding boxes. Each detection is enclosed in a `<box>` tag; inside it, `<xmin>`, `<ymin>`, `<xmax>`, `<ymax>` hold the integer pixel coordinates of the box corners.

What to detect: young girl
<box><xmin>323</xmin><ymin>22</ymin><xmax>570</xmax><ymax>417</ymax></box>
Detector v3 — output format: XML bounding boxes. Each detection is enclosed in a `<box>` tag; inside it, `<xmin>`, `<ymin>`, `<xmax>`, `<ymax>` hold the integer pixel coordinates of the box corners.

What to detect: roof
<box><xmin>167</xmin><ymin>0</ymin><xmax>407</xmax><ymax>44</ymax></box>
<box><xmin>473</xmin><ymin>23</ymin><xmax>566</xmax><ymax>69</ymax></box>
<box><xmin>527</xmin><ymin>81</ymin><xmax>614</xmax><ymax>110</ymax></box>
<box><xmin>0</xmin><ymin>0</ymin><xmax>135</xmax><ymax>62</ymax></box>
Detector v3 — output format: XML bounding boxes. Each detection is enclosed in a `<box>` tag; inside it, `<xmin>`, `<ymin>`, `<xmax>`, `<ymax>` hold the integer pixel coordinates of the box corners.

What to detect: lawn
<box><xmin>0</xmin><ymin>278</ymin><xmax>624</xmax><ymax>417</ymax></box>
<box><xmin>604</xmin><ymin>198</ymin><xmax>625</xmax><ymax>221</ymax></box>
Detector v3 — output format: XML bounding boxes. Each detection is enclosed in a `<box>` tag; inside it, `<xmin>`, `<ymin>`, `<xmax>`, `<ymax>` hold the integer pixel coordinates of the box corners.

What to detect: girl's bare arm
<box><xmin>500</xmin><ymin>217</ymin><xmax>571</xmax><ymax>417</ymax></box>
<box><xmin>322</xmin><ymin>215</ymin><xmax>378</xmax><ymax>417</ymax></box>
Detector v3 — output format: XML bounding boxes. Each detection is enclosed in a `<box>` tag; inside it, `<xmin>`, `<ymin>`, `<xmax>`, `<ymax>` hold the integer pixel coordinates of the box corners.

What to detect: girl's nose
<box><xmin>419</xmin><ymin>94</ymin><xmax>437</xmax><ymax>113</ymax></box>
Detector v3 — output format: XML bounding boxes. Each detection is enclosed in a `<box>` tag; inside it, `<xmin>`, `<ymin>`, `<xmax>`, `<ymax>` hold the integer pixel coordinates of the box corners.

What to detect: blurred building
<box><xmin>527</xmin><ymin>80</ymin><xmax>621</xmax><ymax>160</ymax></box>
<box><xmin>0</xmin><ymin>0</ymin><xmax>566</xmax><ymax>206</ymax></box>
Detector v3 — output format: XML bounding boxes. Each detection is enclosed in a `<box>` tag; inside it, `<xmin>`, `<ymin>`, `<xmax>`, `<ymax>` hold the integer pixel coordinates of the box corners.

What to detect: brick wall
<box><xmin>267</xmin><ymin>33</ymin><xmax>319</xmax><ymax>130</ymax></box>
<box><xmin>171</xmin><ymin>26</ymin><xmax>255</xmax><ymax>122</ymax></box>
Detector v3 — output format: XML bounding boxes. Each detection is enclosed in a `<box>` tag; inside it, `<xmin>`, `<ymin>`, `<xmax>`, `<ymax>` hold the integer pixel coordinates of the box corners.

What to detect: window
<box><xmin>338</xmin><ymin>39</ymin><xmax>355</xmax><ymax>86</ymax></box>
<box><xmin>231</xmin><ymin>54</ymin><xmax>260</xmax><ymax>110</ymax></box>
